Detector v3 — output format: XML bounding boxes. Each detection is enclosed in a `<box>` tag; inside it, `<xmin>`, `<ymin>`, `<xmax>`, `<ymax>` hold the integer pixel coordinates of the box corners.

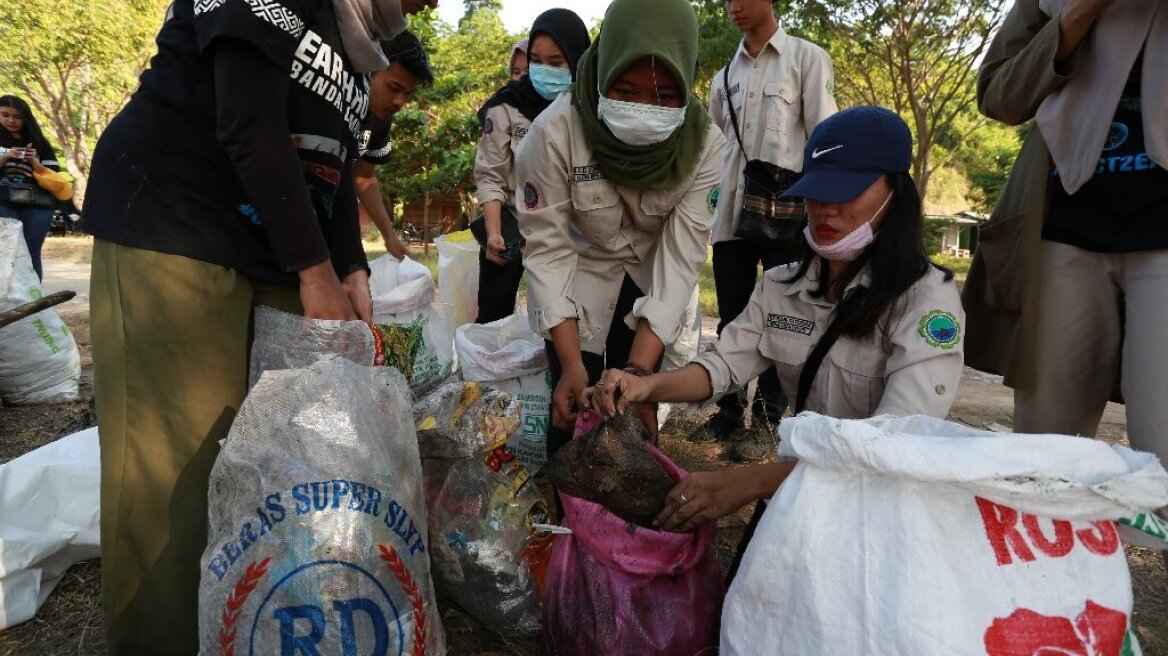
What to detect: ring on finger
<box><xmin>679</xmin><ymin>493</ymin><xmax>689</xmax><ymax>505</ymax></box>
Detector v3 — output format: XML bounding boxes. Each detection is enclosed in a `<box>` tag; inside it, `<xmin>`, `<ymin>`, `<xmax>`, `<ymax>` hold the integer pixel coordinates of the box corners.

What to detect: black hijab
<box><xmin>477</xmin><ymin>8</ymin><xmax>590</xmax><ymax>126</ymax></box>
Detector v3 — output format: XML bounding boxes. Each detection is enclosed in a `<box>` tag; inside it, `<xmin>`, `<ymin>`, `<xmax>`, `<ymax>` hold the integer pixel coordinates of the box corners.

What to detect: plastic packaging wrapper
<box><xmin>0</xmin><ymin>217</ymin><xmax>80</xmax><ymax>404</ymax></box>
<box><xmin>0</xmin><ymin>428</ymin><xmax>100</xmax><ymax>629</ymax></box>
<box><xmin>455</xmin><ymin>315</ymin><xmax>551</xmax><ymax>472</ymax></box>
<box><xmin>434</xmin><ymin>231</ymin><xmax>480</xmax><ymax>330</ymax></box>
<box><xmin>722</xmin><ymin>413</ymin><xmax>1168</xmax><ymax>656</ymax></box>
<box><xmin>543</xmin><ymin>412</ymin><xmax>724</xmax><ymax>655</ymax></box>
<box><xmin>371</xmin><ymin>255</ymin><xmax>455</xmax><ymax>396</ymax></box>
<box><xmin>541</xmin><ymin>414</ymin><xmax>673</xmax><ymax>527</ymax></box>
<box><xmin>199</xmin><ymin>359</ymin><xmax>445</xmax><ymax>655</ymax></box>
<box><xmin>414</xmin><ymin>380</ymin><xmax>552</xmax><ymax>639</ymax></box>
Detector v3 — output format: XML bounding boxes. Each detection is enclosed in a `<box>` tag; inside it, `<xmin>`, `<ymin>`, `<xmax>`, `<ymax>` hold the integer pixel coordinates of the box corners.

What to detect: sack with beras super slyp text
<box><xmin>198</xmin><ymin>359</ymin><xmax>445</xmax><ymax>655</ymax></box>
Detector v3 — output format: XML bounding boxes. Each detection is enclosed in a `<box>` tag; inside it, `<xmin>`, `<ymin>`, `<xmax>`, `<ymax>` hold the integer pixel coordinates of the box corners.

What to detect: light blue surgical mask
<box><xmin>529</xmin><ymin>63</ymin><xmax>573</xmax><ymax>100</ymax></box>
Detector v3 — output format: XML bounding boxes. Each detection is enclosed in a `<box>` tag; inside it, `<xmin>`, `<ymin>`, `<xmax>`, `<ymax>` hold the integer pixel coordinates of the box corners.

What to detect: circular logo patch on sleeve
<box><xmin>918</xmin><ymin>310</ymin><xmax>961</xmax><ymax>349</ymax></box>
<box><xmin>707</xmin><ymin>185</ymin><xmax>720</xmax><ymax>214</ymax></box>
<box><xmin>483</xmin><ymin>117</ymin><xmax>494</xmax><ymax>135</ymax></box>
<box><xmin>523</xmin><ymin>181</ymin><xmax>542</xmax><ymax>210</ymax></box>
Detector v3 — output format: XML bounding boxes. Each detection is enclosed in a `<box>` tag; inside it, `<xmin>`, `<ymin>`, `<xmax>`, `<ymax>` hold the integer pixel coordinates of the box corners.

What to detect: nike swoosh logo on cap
<box><xmin>812</xmin><ymin>145</ymin><xmax>843</xmax><ymax>158</ymax></box>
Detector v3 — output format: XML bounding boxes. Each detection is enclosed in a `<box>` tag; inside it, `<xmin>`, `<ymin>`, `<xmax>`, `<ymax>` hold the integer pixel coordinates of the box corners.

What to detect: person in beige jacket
<box><xmin>588</xmin><ymin>107</ymin><xmax>964</xmax><ymax>578</ymax></box>
<box><xmin>964</xmin><ymin>0</ymin><xmax>1168</xmax><ymax>472</ymax></box>
<box><xmin>516</xmin><ymin>0</ymin><xmax>723</xmax><ymax>458</ymax></box>
<box><xmin>472</xmin><ymin>9</ymin><xmax>590</xmax><ymax>324</ymax></box>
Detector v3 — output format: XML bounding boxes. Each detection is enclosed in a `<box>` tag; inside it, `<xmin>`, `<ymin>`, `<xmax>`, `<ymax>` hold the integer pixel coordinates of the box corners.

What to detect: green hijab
<box><xmin>571</xmin><ymin>0</ymin><xmax>710</xmax><ymax>191</ymax></box>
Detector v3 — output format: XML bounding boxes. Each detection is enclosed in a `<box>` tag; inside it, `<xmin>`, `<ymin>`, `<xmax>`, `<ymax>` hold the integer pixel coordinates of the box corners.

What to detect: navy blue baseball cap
<box><xmin>783</xmin><ymin>106</ymin><xmax>912</xmax><ymax>203</ymax></box>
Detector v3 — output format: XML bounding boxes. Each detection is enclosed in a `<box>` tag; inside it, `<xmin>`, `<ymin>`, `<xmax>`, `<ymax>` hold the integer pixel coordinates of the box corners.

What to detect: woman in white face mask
<box><xmin>472</xmin><ymin>8</ymin><xmax>590</xmax><ymax>324</ymax></box>
<box><xmin>585</xmin><ymin>106</ymin><xmax>964</xmax><ymax>575</ymax></box>
<box><xmin>515</xmin><ymin>0</ymin><xmax>724</xmax><ymax>463</ymax></box>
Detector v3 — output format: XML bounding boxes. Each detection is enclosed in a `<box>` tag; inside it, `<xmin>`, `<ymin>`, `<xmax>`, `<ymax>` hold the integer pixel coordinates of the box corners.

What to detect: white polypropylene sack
<box><xmin>199</xmin><ymin>359</ymin><xmax>445</xmax><ymax>655</ymax></box>
<box><xmin>455</xmin><ymin>316</ymin><xmax>551</xmax><ymax>472</ymax></box>
<box><xmin>658</xmin><ymin>286</ymin><xmax>702</xmax><ymax>425</ymax></box>
<box><xmin>370</xmin><ymin>255</ymin><xmax>455</xmax><ymax>396</ymax></box>
<box><xmin>0</xmin><ymin>427</ymin><xmax>100</xmax><ymax>629</ymax></box>
<box><xmin>722</xmin><ymin>413</ymin><xmax>1168</xmax><ymax>656</ymax></box>
<box><xmin>0</xmin><ymin>218</ymin><xmax>80</xmax><ymax>404</ymax></box>
<box><xmin>434</xmin><ymin>232</ymin><xmax>479</xmax><ymax>330</ymax></box>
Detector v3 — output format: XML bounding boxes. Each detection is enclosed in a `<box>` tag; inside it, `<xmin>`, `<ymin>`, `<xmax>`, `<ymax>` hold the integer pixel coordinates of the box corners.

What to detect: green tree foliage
<box><xmin>376</xmin><ymin>8</ymin><xmax>515</xmax><ymax>225</ymax></box>
<box><xmin>804</xmin><ymin>0</ymin><xmax>1005</xmax><ymax>204</ymax></box>
<box><xmin>0</xmin><ymin>0</ymin><xmax>169</xmax><ymax>201</ymax></box>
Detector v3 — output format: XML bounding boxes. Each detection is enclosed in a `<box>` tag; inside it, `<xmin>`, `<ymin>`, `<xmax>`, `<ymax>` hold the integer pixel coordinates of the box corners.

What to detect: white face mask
<box><xmin>597</xmin><ymin>96</ymin><xmax>686</xmax><ymax>146</ymax></box>
<box><xmin>803</xmin><ymin>192</ymin><xmax>893</xmax><ymax>262</ymax></box>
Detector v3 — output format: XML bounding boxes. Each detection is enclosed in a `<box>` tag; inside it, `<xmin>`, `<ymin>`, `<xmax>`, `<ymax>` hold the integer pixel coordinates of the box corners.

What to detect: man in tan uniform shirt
<box><xmin>700</xmin><ymin>0</ymin><xmax>837</xmax><ymax>451</ymax></box>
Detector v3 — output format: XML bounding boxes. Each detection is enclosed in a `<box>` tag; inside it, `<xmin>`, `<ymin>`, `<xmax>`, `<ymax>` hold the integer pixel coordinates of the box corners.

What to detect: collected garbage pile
<box><xmin>0</xmin><ymin>217</ymin><xmax>80</xmax><ymax>405</ymax></box>
<box><xmin>540</xmin><ymin>413</ymin><xmax>674</xmax><ymax>527</ymax></box>
<box><xmin>413</xmin><ymin>380</ymin><xmax>552</xmax><ymax>639</ymax></box>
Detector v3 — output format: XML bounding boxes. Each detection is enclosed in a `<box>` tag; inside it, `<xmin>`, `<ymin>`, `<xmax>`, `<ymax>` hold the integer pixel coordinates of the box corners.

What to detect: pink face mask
<box><xmin>803</xmin><ymin>192</ymin><xmax>893</xmax><ymax>262</ymax></box>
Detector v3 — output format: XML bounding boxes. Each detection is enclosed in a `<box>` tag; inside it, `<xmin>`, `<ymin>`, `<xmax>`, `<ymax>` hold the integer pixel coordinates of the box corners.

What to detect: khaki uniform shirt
<box><xmin>516</xmin><ymin>94</ymin><xmax>725</xmax><ymax>354</ymax></box>
<box><xmin>696</xmin><ymin>264</ymin><xmax>965</xmax><ymax>419</ymax></box>
<box><xmin>708</xmin><ymin>26</ymin><xmax>837</xmax><ymax>243</ymax></box>
<box><xmin>474</xmin><ymin>104</ymin><xmax>533</xmax><ymax>210</ymax></box>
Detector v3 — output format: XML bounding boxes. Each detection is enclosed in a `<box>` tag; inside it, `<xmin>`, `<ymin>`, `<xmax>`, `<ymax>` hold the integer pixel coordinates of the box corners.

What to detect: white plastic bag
<box><xmin>721</xmin><ymin>413</ymin><xmax>1168</xmax><ymax>656</ymax></box>
<box><xmin>455</xmin><ymin>316</ymin><xmax>551</xmax><ymax>472</ymax></box>
<box><xmin>0</xmin><ymin>218</ymin><xmax>80</xmax><ymax>404</ymax></box>
<box><xmin>199</xmin><ymin>359</ymin><xmax>445</xmax><ymax>655</ymax></box>
<box><xmin>658</xmin><ymin>286</ymin><xmax>702</xmax><ymax>425</ymax></box>
<box><xmin>0</xmin><ymin>428</ymin><xmax>100</xmax><ymax>630</ymax></box>
<box><xmin>434</xmin><ymin>231</ymin><xmax>480</xmax><ymax>330</ymax></box>
<box><xmin>370</xmin><ymin>255</ymin><xmax>455</xmax><ymax>396</ymax></box>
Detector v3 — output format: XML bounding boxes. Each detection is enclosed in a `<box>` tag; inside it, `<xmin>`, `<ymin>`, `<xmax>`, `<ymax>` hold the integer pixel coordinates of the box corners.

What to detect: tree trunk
<box><xmin>423</xmin><ymin>190</ymin><xmax>431</xmax><ymax>255</ymax></box>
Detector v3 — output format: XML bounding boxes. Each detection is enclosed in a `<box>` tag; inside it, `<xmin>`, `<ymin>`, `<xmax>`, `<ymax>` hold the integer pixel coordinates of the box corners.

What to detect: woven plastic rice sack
<box><xmin>434</xmin><ymin>231</ymin><xmax>479</xmax><ymax>330</ymax></box>
<box><xmin>455</xmin><ymin>315</ymin><xmax>552</xmax><ymax>472</ymax></box>
<box><xmin>543</xmin><ymin>412</ymin><xmax>724</xmax><ymax>655</ymax></box>
<box><xmin>199</xmin><ymin>359</ymin><xmax>445</xmax><ymax>655</ymax></box>
<box><xmin>248</xmin><ymin>306</ymin><xmax>380</xmax><ymax>386</ymax></box>
<box><xmin>722</xmin><ymin>413</ymin><xmax>1168</xmax><ymax>656</ymax></box>
<box><xmin>413</xmin><ymin>380</ymin><xmax>552</xmax><ymax>639</ymax></box>
<box><xmin>371</xmin><ymin>255</ymin><xmax>454</xmax><ymax>396</ymax></box>
<box><xmin>0</xmin><ymin>218</ymin><xmax>80</xmax><ymax>404</ymax></box>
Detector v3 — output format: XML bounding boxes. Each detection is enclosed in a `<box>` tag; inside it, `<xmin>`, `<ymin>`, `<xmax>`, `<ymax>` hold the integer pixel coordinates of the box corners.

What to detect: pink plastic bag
<box><xmin>543</xmin><ymin>412</ymin><xmax>724</xmax><ymax>655</ymax></box>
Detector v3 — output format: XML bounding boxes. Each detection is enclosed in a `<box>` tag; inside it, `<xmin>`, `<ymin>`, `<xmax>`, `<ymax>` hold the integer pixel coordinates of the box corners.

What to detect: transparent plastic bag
<box><xmin>413</xmin><ymin>380</ymin><xmax>551</xmax><ymax>639</ymax></box>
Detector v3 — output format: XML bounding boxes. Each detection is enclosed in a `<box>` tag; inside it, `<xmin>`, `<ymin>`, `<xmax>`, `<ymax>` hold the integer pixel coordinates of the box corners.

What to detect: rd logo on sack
<box><xmin>218</xmin><ymin>546</ymin><xmax>427</xmax><ymax>656</ymax></box>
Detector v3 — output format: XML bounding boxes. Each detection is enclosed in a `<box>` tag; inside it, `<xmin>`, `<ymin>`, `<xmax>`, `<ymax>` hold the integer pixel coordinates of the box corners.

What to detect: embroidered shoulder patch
<box><xmin>523</xmin><ymin>181</ymin><xmax>542</xmax><ymax>210</ymax></box>
<box><xmin>918</xmin><ymin>310</ymin><xmax>961</xmax><ymax>349</ymax></box>
<box><xmin>483</xmin><ymin>117</ymin><xmax>494</xmax><ymax>135</ymax></box>
<box><xmin>707</xmin><ymin>185</ymin><xmax>720</xmax><ymax>214</ymax></box>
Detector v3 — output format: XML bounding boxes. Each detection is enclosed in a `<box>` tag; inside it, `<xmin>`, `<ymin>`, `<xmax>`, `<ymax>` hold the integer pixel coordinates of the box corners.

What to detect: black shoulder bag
<box><xmin>726</xmin><ymin>287</ymin><xmax>869</xmax><ymax>584</ymax></box>
<box><xmin>724</xmin><ymin>66</ymin><xmax>804</xmax><ymax>250</ymax></box>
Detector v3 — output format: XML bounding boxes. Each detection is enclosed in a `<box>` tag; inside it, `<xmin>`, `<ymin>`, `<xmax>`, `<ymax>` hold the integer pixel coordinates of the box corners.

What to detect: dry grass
<box><xmin>38</xmin><ymin>236</ymin><xmax>95</xmax><ymax>265</ymax></box>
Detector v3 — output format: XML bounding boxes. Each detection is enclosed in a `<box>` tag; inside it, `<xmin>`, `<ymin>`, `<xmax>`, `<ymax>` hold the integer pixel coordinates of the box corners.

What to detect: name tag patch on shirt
<box><xmin>768</xmin><ymin>314</ymin><xmax>814</xmax><ymax>336</ymax></box>
<box><xmin>573</xmin><ymin>165</ymin><xmax>605</xmax><ymax>182</ymax></box>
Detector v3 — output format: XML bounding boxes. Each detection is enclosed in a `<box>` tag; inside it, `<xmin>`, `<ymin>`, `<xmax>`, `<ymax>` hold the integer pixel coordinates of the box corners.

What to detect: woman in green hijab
<box><xmin>515</xmin><ymin>0</ymin><xmax>724</xmax><ymax>460</ymax></box>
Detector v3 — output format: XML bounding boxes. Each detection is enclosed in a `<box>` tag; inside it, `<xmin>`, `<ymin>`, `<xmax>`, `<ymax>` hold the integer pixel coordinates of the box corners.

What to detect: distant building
<box><xmin>925</xmin><ymin>211</ymin><xmax>987</xmax><ymax>257</ymax></box>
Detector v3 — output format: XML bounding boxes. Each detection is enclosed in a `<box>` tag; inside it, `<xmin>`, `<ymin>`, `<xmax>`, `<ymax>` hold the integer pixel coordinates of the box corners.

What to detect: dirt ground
<box><xmin>1</xmin><ymin>285</ymin><xmax>1165</xmax><ymax>655</ymax></box>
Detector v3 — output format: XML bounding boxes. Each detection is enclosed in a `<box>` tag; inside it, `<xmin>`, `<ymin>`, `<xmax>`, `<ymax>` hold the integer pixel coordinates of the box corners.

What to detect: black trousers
<box><xmin>544</xmin><ymin>274</ymin><xmax>645</xmax><ymax>459</ymax></box>
<box><xmin>475</xmin><ymin>248</ymin><xmax>524</xmax><ymax>324</ymax></box>
<box><xmin>712</xmin><ymin>239</ymin><xmax>791</xmax><ymax>423</ymax></box>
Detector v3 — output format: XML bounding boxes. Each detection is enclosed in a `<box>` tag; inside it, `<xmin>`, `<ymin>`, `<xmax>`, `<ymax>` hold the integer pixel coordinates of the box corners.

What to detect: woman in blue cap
<box><xmin>587</xmin><ymin>106</ymin><xmax>964</xmax><ymax>569</ymax></box>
